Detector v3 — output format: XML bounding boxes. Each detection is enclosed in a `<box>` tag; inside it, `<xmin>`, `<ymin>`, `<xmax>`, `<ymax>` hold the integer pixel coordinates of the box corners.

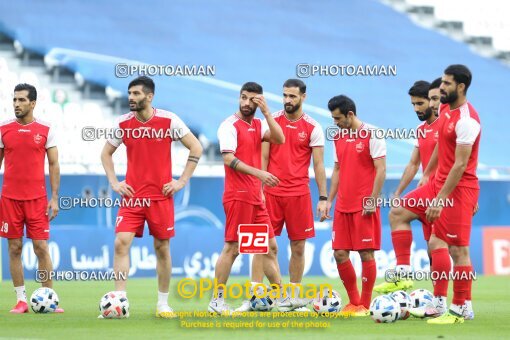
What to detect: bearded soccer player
<box><xmin>0</xmin><ymin>83</ymin><xmax>63</xmax><ymax>313</ymax></box>
<box><xmin>238</xmin><ymin>79</ymin><xmax>327</xmax><ymax>312</ymax></box>
<box><xmin>323</xmin><ymin>95</ymin><xmax>386</xmax><ymax>317</ymax></box>
<box><xmin>101</xmin><ymin>76</ymin><xmax>203</xmax><ymax>318</ymax></box>
<box><xmin>209</xmin><ymin>82</ymin><xmax>285</xmax><ymax>314</ymax></box>
<box><xmin>374</xmin><ymin>79</ymin><xmax>440</xmax><ymax>294</ymax></box>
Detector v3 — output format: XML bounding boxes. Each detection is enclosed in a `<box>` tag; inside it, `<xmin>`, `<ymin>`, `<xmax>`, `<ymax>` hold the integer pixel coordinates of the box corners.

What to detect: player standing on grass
<box><xmin>322</xmin><ymin>95</ymin><xmax>386</xmax><ymax>317</ymax></box>
<box><xmin>0</xmin><ymin>83</ymin><xmax>63</xmax><ymax>313</ymax></box>
<box><xmin>101</xmin><ymin>76</ymin><xmax>202</xmax><ymax>318</ymax></box>
<box><xmin>237</xmin><ymin>79</ymin><xmax>327</xmax><ymax>312</ymax></box>
<box><xmin>208</xmin><ymin>82</ymin><xmax>285</xmax><ymax>314</ymax></box>
<box><xmin>374</xmin><ymin>79</ymin><xmax>441</xmax><ymax>294</ymax></box>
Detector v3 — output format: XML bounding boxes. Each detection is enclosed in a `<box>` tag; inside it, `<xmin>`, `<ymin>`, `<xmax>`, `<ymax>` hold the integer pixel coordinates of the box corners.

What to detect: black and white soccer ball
<box><xmin>99</xmin><ymin>291</ymin><xmax>130</xmax><ymax>319</ymax></box>
<box><xmin>30</xmin><ymin>287</ymin><xmax>59</xmax><ymax>313</ymax></box>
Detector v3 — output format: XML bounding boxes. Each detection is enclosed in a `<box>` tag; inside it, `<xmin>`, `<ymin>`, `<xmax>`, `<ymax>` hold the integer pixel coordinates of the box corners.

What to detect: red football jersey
<box><xmin>108</xmin><ymin>108</ymin><xmax>190</xmax><ymax>200</ymax></box>
<box><xmin>415</xmin><ymin>118</ymin><xmax>439</xmax><ymax>171</ymax></box>
<box><xmin>218</xmin><ymin>114</ymin><xmax>269</xmax><ymax>205</ymax></box>
<box><xmin>263</xmin><ymin>110</ymin><xmax>324</xmax><ymax>196</ymax></box>
<box><xmin>333</xmin><ymin>123</ymin><xmax>386</xmax><ymax>213</ymax></box>
<box><xmin>0</xmin><ymin>118</ymin><xmax>56</xmax><ymax>200</ymax></box>
<box><xmin>435</xmin><ymin>102</ymin><xmax>481</xmax><ymax>189</ymax></box>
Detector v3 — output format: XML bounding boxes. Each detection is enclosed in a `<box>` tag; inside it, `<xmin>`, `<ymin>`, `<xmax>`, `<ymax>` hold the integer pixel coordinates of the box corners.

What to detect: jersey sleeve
<box><xmin>0</xmin><ymin>129</ymin><xmax>3</xmax><ymax>148</ymax></box>
<box><xmin>45</xmin><ymin>125</ymin><xmax>57</xmax><ymax>149</ymax></box>
<box><xmin>369</xmin><ymin>133</ymin><xmax>386</xmax><ymax>159</ymax></box>
<box><xmin>310</xmin><ymin>124</ymin><xmax>325</xmax><ymax>147</ymax></box>
<box><xmin>455</xmin><ymin>116</ymin><xmax>481</xmax><ymax>145</ymax></box>
<box><xmin>170</xmin><ymin>113</ymin><xmax>191</xmax><ymax>140</ymax></box>
<box><xmin>107</xmin><ymin>117</ymin><xmax>123</xmax><ymax>148</ymax></box>
<box><xmin>261</xmin><ymin>119</ymin><xmax>269</xmax><ymax>140</ymax></box>
<box><xmin>218</xmin><ymin>121</ymin><xmax>237</xmax><ymax>153</ymax></box>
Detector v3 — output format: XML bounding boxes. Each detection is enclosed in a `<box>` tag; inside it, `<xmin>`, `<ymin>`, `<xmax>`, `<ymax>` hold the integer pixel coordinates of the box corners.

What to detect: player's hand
<box><xmin>112</xmin><ymin>180</ymin><xmax>135</xmax><ymax>197</ymax></box>
<box><xmin>162</xmin><ymin>179</ymin><xmax>186</xmax><ymax>197</ymax></box>
<box><xmin>425</xmin><ymin>197</ymin><xmax>444</xmax><ymax>222</ymax></box>
<box><xmin>316</xmin><ymin>200</ymin><xmax>327</xmax><ymax>220</ymax></box>
<box><xmin>417</xmin><ymin>175</ymin><xmax>429</xmax><ymax>187</ymax></box>
<box><xmin>320</xmin><ymin>201</ymin><xmax>332</xmax><ymax>222</ymax></box>
<box><xmin>258</xmin><ymin>170</ymin><xmax>279</xmax><ymax>187</ymax></box>
<box><xmin>473</xmin><ymin>202</ymin><xmax>479</xmax><ymax>216</ymax></box>
<box><xmin>46</xmin><ymin>196</ymin><xmax>59</xmax><ymax>221</ymax></box>
<box><xmin>252</xmin><ymin>95</ymin><xmax>270</xmax><ymax>117</ymax></box>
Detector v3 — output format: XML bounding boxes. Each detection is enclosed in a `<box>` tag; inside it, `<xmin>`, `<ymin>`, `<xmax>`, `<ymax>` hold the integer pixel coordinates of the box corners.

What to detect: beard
<box><xmin>15</xmin><ymin>110</ymin><xmax>29</xmax><ymax>119</ymax></box>
<box><xmin>129</xmin><ymin>98</ymin><xmax>147</xmax><ymax>111</ymax></box>
<box><xmin>416</xmin><ymin>108</ymin><xmax>433</xmax><ymax>121</ymax></box>
<box><xmin>239</xmin><ymin>104</ymin><xmax>256</xmax><ymax>116</ymax></box>
<box><xmin>440</xmin><ymin>89</ymin><xmax>459</xmax><ymax>104</ymax></box>
<box><xmin>284</xmin><ymin>102</ymin><xmax>301</xmax><ymax>114</ymax></box>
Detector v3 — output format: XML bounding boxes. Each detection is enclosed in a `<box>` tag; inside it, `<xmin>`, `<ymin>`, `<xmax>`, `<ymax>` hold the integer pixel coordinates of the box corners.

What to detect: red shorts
<box><xmin>0</xmin><ymin>196</ymin><xmax>49</xmax><ymax>240</ymax></box>
<box><xmin>401</xmin><ymin>180</ymin><xmax>437</xmax><ymax>224</ymax></box>
<box><xmin>115</xmin><ymin>198</ymin><xmax>174</xmax><ymax>240</ymax></box>
<box><xmin>433</xmin><ymin>186</ymin><xmax>479</xmax><ymax>246</ymax></box>
<box><xmin>223</xmin><ymin>200</ymin><xmax>275</xmax><ymax>242</ymax></box>
<box><xmin>264</xmin><ymin>192</ymin><xmax>315</xmax><ymax>241</ymax></box>
<box><xmin>332</xmin><ymin>209</ymin><xmax>381</xmax><ymax>250</ymax></box>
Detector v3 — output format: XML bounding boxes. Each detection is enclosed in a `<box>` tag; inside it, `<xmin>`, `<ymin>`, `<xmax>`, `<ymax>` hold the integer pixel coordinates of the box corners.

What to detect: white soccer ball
<box><xmin>409</xmin><ymin>289</ymin><xmax>434</xmax><ymax>309</ymax></box>
<box><xmin>312</xmin><ymin>289</ymin><xmax>342</xmax><ymax>314</ymax></box>
<box><xmin>99</xmin><ymin>291</ymin><xmax>130</xmax><ymax>319</ymax></box>
<box><xmin>370</xmin><ymin>295</ymin><xmax>400</xmax><ymax>323</ymax></box>
<box><xmin>390</xmin><ymin>290</ymin><xmax>412</xmax><ymax>320</ymax></box>
<box><xmin>30</xmin><ymin>287</ymin><xmax>59</xmax><ymax>313</ymax></box>
<box><xmin>250</xmin><ymin>294</ymin><xmax>274</xmax><ymax>311</ymax></box>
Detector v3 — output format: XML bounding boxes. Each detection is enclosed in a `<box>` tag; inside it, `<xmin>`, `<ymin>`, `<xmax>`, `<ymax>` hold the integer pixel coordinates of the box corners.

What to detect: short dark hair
<box><xmin>283</xmin><ymin>79</ymin><xmax>306</xmax><ymax>94</ymax></box>
<box><xmin>444</xmin><ymin>64</ymin><xmax>472</xmax><ymax>94</ymax></box>
<box><xmin>328</xmin><ymin>95</ymin><xmax>356</xmax><ymax>116</ymax></box>
<box><xmin>240</xmin><ymin>82</ymin><xmax>263</xmax><ymax>94</ymax></box>
<box><xmin>128</xmin><ymin>76</ymin><xmax>155</xmax><ymax>94</ymax></box>
<box><xmin>408</xmin><ymin>80</ymin><xmax>430</xmax><ymax>99</ymax></box>
<box><xmin>14</xmin><ymin>83</ymin><xmax>37</xmax><ymax>101</ymax></box>
<box><xmin>429</xmin><ymin>77</ymin><xmax>442</xmax><ymax>90</ymax></box>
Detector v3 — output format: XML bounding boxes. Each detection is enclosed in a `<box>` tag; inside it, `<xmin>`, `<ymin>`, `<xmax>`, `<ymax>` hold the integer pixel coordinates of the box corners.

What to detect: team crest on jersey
<box><xmin>355</xmin><ymin>141</ymin><xmax>364</xmax><ymax>153</ymax></box>
<box><xmin>33</xmin><ymin>133</ymin><xmax>43</xmax><ymax>144</ymax></box>
<box><xmin>447</xmin><ymin>122</ymin><xmax>455</xmax><ymax>133</ymax></box>
<box><xmin>298</xmin><ymin>131</ymin><xmax>307</xmax><ymax>142</ymax></box>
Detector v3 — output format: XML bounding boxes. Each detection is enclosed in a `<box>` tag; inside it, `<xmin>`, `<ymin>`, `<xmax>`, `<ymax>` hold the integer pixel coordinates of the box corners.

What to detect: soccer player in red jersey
<box><xmin>0</xmin><ymin>84</ymin><xmax>62</xmax><ymax>313</ymax></box>
<box><xmin>238</xmin><ymin>79</ymin><xmax>327</xmax><ymax>312</ymax></box>
<box><xmin>208</xmin><ymin>82</ymin><xmax>285</xmax><ymax>314</ymax></box>
<box><xmin>374</xmin><ymin>79</ymin><xmax>440</xmax><ymax>294</ymax></box>
<box><xmin>322</xmin><ymin>95</ymin><xmax>386</xmax><ymax>317</ymax></box>
<box><xmin>101</xmin><ymin>76</ymin><xmax>203</xmax><ymax>318</ymax></box>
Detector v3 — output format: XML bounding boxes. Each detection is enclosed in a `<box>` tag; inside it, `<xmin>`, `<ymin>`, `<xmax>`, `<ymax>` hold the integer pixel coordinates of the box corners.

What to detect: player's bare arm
<box><xmin>256</xmin><ymin>95</ymin><xmax>284</xmax><ymax>144</ymax></box>
<box><xmin>222</xmin><ymin>152</ymin><xmax>279</xmax><ymax>187</ymax></box>
<box><xmin>419</xmin><ymin>143</ymin><xmax>438</xmax><ymax>187</ymax></box>
<box><xmin>46</xmin><ymin>146</ymin><xmax>60</xmax><ymax>221</ymax></box>
<box><xmin>363</xmin><ymin>157</ymin><xmax>386</xmax><ymax>216</ymax></box>
<box><xmin>322</xmin><ymin>162</ymin><xmax>339</xmax><ymax>221</ymax></box>
<box><xmin>312</xmin><ymin>146</ymin><xmax>328</xmax><ymax>219</ymax></box>
<box><xmin>100</xmin><ymin>142</ymin><xmax>135</xmax><ymax>197</ymax></box>
<box><xmin>425</xmin><ymin>144</ymin><xmax>473</xmax><ymax>222</ymax></box>
<box><xmin>162</xmin><ymin>132</ymin><xmax>203</xmax><ymax>197</ymax></box>
<box><xmin>394</xmin><ymin>147</ymin><xmax>420</xmax><ymax>197</ymax></box>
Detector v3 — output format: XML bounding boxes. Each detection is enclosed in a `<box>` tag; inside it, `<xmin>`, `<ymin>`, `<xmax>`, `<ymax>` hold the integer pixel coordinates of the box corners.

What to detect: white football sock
<box><xmin>465</xmin><ymin>300</ymin><xmax>473</xmax><ymax>311</ymax></box>
<box><xmin>449</xmin><ymin>303</ymin><xmax>464</xmax><ymax>316</ymax></box>
<box><xmin>14</xmin><ymin>286</ymin><xmax>27</xmax><ymax>303</ymax></box>
<box><xmin>157</xmin><ymin>291</ymin><xmax>169</xmax><ymax>308</ymax></box>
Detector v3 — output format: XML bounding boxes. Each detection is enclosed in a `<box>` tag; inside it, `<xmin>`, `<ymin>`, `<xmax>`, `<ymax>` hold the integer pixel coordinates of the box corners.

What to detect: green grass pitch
<box><xmin>0</xmin><ymin>276</ymin><xmax>509</xmax><ymax>339</ymax></box>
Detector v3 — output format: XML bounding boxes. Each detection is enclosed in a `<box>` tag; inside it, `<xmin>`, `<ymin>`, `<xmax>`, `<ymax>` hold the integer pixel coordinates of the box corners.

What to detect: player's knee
<box><xmin>333</xmin><ymin>250</ymin><xmax>349</xmax><ymax>263</ymax></box>
<box><xmin>223</xmin><ymin>243</ymin><xmax>239</xmax><ymax>259</ymax></box>
<box><xmin>114</xmin><ymin>237</ymin><xmax>131</xmax><ymax>255</ymax></box>
<box><xmin>290</xmin><ymin>241</ymin><xmax>305</xmax><ymax>258</ymax></box>
<box><xmin>449</xmin><ymin>246</ymin><xmax>469</xmax><ymax>262</ymax></box>
<box><xmin>8</xmin><ymin>242</ymin><xmax>22</xmax><ymax>258</ymax></box>
<box><xmin>359</xmin><ymin>250</ymin><xmax>374</xmax><ymax>262</ymax></box>
<box><xmin>268</xmin><ymin>239</ymin><xmax>278</xmax><ymax>257</ymax></box>
<box><xmin>32</xmin><ymin>242</ymin><xmax>49</xmax><ymax>258</ymax></box>
<box><xmin>389</xmin><ymin>207</ymin><xmax>404</xmax><ymax>227</ymax></box>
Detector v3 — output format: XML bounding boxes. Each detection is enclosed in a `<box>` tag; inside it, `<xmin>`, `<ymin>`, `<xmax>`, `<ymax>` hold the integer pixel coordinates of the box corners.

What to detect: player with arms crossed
<box><xmin>374</xmin><ymin>79</ymin><xmax>441</xmax><ymax>294</ymax></box>
<box><xmin>101</xmin><ymin>76</ymin><xmax>203</xmax><ymax>318</ymax></box>
<box><xmin>0</xmin><ymin>84</ymin><xmax>62</xmax><ymax>313</ymax></box>
<box><xmin>322</xmin><ymin>95</ymin><xmax>386</xmax><ymax>317</ymax></box>
<box><xmin>239</xmin><ymin>79</ymin><xmax>327</xmax><ymax>312</ymax></box>
<box><xmin>209</xmin><ymin>82</ymin><xmax>285</xmax><ymax>314</ymax></box>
